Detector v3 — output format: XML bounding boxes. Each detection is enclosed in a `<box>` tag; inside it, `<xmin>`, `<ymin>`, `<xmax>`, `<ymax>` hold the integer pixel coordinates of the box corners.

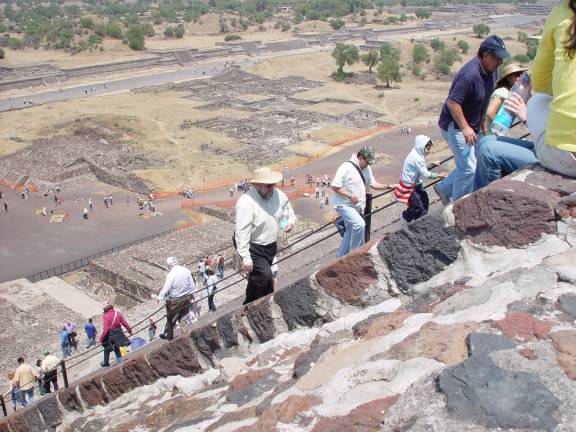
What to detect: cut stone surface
<box><xmin>219</xmin><ymin>357</ymin><xmax>249</xmax><ymax>382</ymax></box>
<box><xmin>293</xmin><ymin>343</ymin><xmax>337</xmax><ymax>379</ymax></box>
<box><xmin>226</xmin><ymin>370</ymin><xmax>281</xmax><ymax>406</ymax></box>
<box><xmin>453</xmin><ymin>180</ymin><xmax>559</xmax><ymax>247</ymax></box>
<box><xmin>58</xmin><ymin>387</ymin><xmax>83</xmax><ymax>413</ymax></box>
<box><xmin>229</xmin><ymin>368</ymin><xmax>274</xmax><ymax>392</ymax></box>
<box><xmin>466</xmin><ymin>332</ymin><xmax>516</xmax><ymax>356</ymax></box>
<box><xmin>101</xmin><ymin>365</ymin><xmax>133</xmax><ymax>400</ymax></box>
<box><xmin>315</xmin><ymin>246</ymin><xmax>378</xmax><ymax>304</ymax></box>
<box><xmin>21</xmin><ymin>408</ymin><xmax>44</xmax><ymax>432</ymax></box>
<box><xmin>78</xmin><ymin>377</ymin><xmax>109</xmax><ymax>409</ymax></box>
<box><xmin>245</xmin><ymin>297</ymin><xmax>276</xmax><ymax>343</ymax></box>
<box><xmin>216</xmin><ymin>311</ymin><xmax>239</xmax><ymax>348</ymax></box>
<box><xmin>377</xmin><ymin>211</ymin><xmax>461</xmax><ymax>292</ymax></box>
<box><xmin>491</xmin><ymin>312</ymin><xmax>553</xmax><ymax>342</ymax></box>
<box><xmin>357</xmin><ymin>310</ymin><xmax>413</xmax><ymax>340</ymax></box>
<box><xmin>311</xmin><ymin>395</ymin><xmax>399</xmax><ymax>432</ymax></box>
<box><xmin>437</xmin><ymin>353</ymin><xmax>560</xmax><ymax>431</ymax></box>
<box><xmin>122</xmin><ymin>354</ymin><xmax>160</xmax><ymax>388</ymax></box>
<box><xmin>274</xmin><ymin>277</ymin><xmax>319</xmax><ymax>330</ymax></box>
<box><xmin>147</xmin><ymin>336</ymin><xmax>202</xmax><ymax>377</ymax></box>
<box><xmin>190</xmin><ymin>325</ymin><xmax>221</xmax><ymax>367</ymax></box>
<box><xmin>525</xmin><ymin>168</ymin><xmax>576</xmax><ymax>197</ymax></box>
<box><xmin>558</xmin><ymin>294</ymin><xmax>576</xmax><ymax>318</ymax></box>
<box><xmin>380</xmin><ymin>321</ymin><xmax>477</xmax><ymax>364</ymax></box>
<box><xmin>514</xmin><ymin>264</ymin><xmax>558</xmax><ymax>299</ymax></box>
<box><xmin>35</xmin><ymin>394</ymin><xmax>63</xmax><ymax>428</ymax></box>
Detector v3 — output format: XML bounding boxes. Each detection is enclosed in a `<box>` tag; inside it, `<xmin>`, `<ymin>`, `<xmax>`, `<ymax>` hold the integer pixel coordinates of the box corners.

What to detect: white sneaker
<box><xmin>399</xmin><ymin>212</ymin><xmax>408</xmax><ymax>227</ymax></box>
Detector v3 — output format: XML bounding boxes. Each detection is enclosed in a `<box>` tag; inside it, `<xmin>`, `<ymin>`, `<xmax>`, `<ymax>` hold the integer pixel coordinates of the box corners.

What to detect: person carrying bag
<box><xmin>98</xmin><ymin>302</ymin><xmax>132</xmax><ymax>367</ymax></box>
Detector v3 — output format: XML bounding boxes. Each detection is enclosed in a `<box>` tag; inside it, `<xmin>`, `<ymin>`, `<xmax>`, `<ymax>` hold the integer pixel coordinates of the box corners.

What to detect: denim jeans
<box><xmin>61</xmin><ymin>340</ymin><xmax>70</xmax><ymax>358</ymax></box>
<box><xmin>437</xmin><ymin>122</ymin><xmax>479</xmax><ymax>201</ymax></box>
<box><xmin>20</xmin><ymin>388</ymin><xmax>34</xmax><ymax>406</ymax></box>
<box><xmin>102</xmin><ymin>347</ymin><xmax>123</xmax><ymax>366</ymax></box>
<box><xmin>335</xmin><ymin>205</ymin><xmax>365</xmax><ymax>258</ymax></box>
<box><xmin>86</xmin><ymin>335</ymin><xmax>96</xmax><ymax>348</ymax></box>
<box><xmin>473</xmin><ymin>135</ymin><xmax>538</xmax><ymax>192</ymax></box>
<box><xmin>208</xmin><ymin>294</ymin><xmax>216</xmax><ymax>312</ymax></box>
<box><xmin>218</xmin><ymin>265</ymin><xmax>224</xmax><ymax>279</ymax></box>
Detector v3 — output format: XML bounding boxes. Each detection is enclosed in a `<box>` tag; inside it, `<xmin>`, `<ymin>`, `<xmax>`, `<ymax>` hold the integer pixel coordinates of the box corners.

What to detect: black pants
<box><xmin>164</xmin><ymin>294</ymin><xmax>192</xmax><ymax>340</ymax></box>
<box><xmin>234</xmin><ymin>236</ymin><xmax>277</xmax><ymax>305</ymax></box>
<box><xmin>43</xmin><ymin>371</ymin><xmax>59</xmax><ymax>393</ymax></box>
<box><xmin>402</xmin><ymin>184</ymin><xmax>429</xmax><ymax>223</ymax></box>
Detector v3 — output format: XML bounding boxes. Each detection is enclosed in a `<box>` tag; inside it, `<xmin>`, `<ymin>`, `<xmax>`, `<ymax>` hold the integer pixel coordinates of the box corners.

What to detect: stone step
<box><xmin>33</xmin><ymin>276</ymin><xmax>102</xmax><ymax>319</ymax></box>
<box><xmin>2</xmin><ymin>170</ymin><xmax>23</xmax><ymax>186</ymax></box>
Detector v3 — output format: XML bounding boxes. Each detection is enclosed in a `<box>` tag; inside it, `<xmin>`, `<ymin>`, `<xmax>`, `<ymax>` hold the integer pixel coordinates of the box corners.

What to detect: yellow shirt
<box><xmin>14</xmin><ymin>364</ymin><xmax>38</xmax><ymax>391</ymax></box>
<box><xmin>531</xmin><ymin>0</ymin><xmax>576</xmax><ymax>152</ymax></box>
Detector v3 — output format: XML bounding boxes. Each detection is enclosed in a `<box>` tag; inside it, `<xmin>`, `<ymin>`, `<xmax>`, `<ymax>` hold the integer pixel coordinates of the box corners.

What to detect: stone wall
<box><xmin>3</xmin><ymin>166</ymin><xmax>576</xmax><ymax>431</ymax></box>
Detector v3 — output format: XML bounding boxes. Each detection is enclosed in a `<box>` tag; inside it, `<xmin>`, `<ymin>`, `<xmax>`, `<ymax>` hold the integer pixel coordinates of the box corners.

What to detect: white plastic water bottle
<box><xmin>491</xmin><ymin>74</ymin><xmax>531</xmax><ymax>136</ymax></box>
<box><xmin>279</xmin><ymin>203</ymin><xmax>289</xmax><ymax>230</ymax></box>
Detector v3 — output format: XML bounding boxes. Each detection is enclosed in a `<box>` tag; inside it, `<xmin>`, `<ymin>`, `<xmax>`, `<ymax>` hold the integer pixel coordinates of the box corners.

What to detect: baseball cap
<box><xmin>480</xmin><ymin>35</ymin><xmax>510</xmax><ymax>59</ymax></box>
<box><xmin>167</xmin><ymin>257</ymin><xmax>178</xmax><ymax>266</ymax></box>
<box><xmin>43</xmin><ymin>350</ymin><xmax>49</xmax><ymax>355</ymax></box>
<box><xmin>358</xmin><ymin>146</ymin><xmax>375</xmax><ymax>164</ymax></box>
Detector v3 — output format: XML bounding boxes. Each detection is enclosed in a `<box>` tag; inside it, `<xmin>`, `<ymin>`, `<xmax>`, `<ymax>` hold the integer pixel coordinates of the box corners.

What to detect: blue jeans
<box><xmin>208</xmin><ymin>294</ymin><xmax>216</xmax><ymax>312</ymax></box>
<box><xmin>86</xmin><ymin>335</ymin><xmax>96</xmax><ymax>348</ymax></box>
<box><xmin>335</xmin><ymin>205</ymin><xmax>365</xmax><ymax>258</ymax></box>
<box><xmin>218</xmin><ymin>265</ymin><xmax>224</xmax><ymax>279</ymax></box>
<box><xmin>20</xmin><ymin>388</ymin><xmax>34</xmax><ymax>406</ymax></box>
<box><xmin>437</xmin><ymin>122</ymin><xmax>479</xmax><ymax>201</ymax></box>
<box><xmin>102</xmin><ymin>347</ymin><xmax>123</xmax><ymax>366</ymax></box>
<box><xmin>61</xmin><ymin>340</ymin><xmax>71</xmax><ymax>358</ymax></box>
<box><xmin>473</xmin><ymin>135</ymin><xmax>537</xmax><ymax>192</ymax></box>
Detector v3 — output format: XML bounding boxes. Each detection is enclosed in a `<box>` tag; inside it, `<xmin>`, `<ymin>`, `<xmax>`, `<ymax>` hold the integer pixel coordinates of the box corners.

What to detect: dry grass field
<box><xmin>0</xmin><ymin>14</ymin><xmax>540</xmax><ymax>191</ymax></box>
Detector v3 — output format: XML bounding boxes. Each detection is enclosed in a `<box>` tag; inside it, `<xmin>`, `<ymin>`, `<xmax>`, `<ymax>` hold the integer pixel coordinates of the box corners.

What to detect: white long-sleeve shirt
<box><xmin>206</xmin><ymin>275</ymin><xmax>218</xmax><ymax>295</ymax></box>
<box><xmin>235</xmin><ymin>187</ymin><xmax>296</xmax><ymax>265</ymax></box>
<box><xmin>157</xmin><ymin>265</ymin><xmax>195</xmax><ymax>301</ymax></box>
<box><xmin>332</xmin><ymin>154</ymin><xmax>375</xmax><ymax>213</ymax></box>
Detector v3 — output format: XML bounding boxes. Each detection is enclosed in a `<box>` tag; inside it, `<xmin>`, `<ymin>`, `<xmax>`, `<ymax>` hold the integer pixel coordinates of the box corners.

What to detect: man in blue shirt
<box><xmin>84</xmin><ymin>318</ymin><xmax>97</xmax><ymax>349</ymax></box>
<box><xmin>435</xmin><ymin>35</ymin><xmax>510</xmax><ymax>204</ymax></box>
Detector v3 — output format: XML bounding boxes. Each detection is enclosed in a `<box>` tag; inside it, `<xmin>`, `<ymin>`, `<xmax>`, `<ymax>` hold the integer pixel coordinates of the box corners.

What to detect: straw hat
<box><xmin>497</xmin><ymin>63</ymin><xmax>529</xmax><ymax>86</ymax></box>
<box><xmin>249</xmin><ymin>167</ymin><xmax>283</xmax><ymax>184</ymax></box>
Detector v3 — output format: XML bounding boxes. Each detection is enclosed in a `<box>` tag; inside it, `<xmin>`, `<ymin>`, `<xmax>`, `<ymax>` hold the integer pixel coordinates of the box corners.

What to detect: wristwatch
<box><xmin>348</xmin><ymin>193</ymin><xmax>352</xmax><ymax>200</ymax></box>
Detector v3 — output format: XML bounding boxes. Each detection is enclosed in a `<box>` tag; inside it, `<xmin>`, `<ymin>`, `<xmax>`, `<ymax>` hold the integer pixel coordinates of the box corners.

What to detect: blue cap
<box><xmin>480</xmin><ymin>35</ymin><xmax>511</xmax><ymax>59</ymax></box>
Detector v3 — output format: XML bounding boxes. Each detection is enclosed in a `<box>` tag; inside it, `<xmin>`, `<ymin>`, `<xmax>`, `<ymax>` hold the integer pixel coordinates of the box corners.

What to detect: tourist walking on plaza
<box><xmin>7</xmin><ymin>371</ymin><xmax>22</xmax><ymax>412</ymax></box>
<box><xmin>205</xmin><ymin>268</ymin><xmax>218</xmax><ymax>313</ymax></box>
<box><xmin>234</xmin><ymin>167</ymin><xmax>296</xmax><ymax>304</ymax></box>
<box><xmin>13</xmin><ymin>357</ymin><xmax>39</xmax><ymax>406</ymax></box>
<box><xmin>434</xmin><ymin>35</ymin><xmax>510</xmax><ymax>205</ymax></box>
<box><xmin>99</xmin><ymin>302</ymin><xmax>132</xmax><ymax>367</ymax></box>
<box><xmin>40</xmin><ymin>350</ymin><xmax>60</xmax><ymax>393</ymax></box>
<box><xmin>60</xmin><ymin>325</ymin><xmax>70</xmax><ymax>358</ymax></box>
<box><xmin>89</xmin><ymin>198</ymin><xmax>92</xmax><ymax>211</ymax></box>
<box><xmin>331</xmin><ymin>147</ymin><xmax>390</xmax><ymax>258</ymax></box>
<box><xmin>155</xmin><ymin>257</ymin><xmax>195</xmax><ymax>341</ymax></box>
<box><xmin>198</xmin><ymin>258</ymin><xmax>205</xmax><ymax>282</ymax></box>
<box><xmin>217</xmin><ymin>254</ymin><xmax>225</xmax><ymax>279</ymax></box>
<box><xmin>64</xmin><ymin>320</ymin><xmax>78</xmax><ymax>351</ymax></box>
<box><xmin>34</xmin><ymin>359</ymin><xmax>45</xmax><ymax>395</ymax></box>
<box><xmin>85</xmin><ymin>318</ymin><xmax>97</xmax><ymax>348</ymax></box>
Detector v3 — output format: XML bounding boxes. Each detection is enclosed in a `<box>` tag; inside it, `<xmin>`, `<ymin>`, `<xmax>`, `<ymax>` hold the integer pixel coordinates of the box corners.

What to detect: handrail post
<box><xmin>0</xmin><ymin>394</ymin><xmax>7</xmax><ymax>417</ymax></box>
<box><xmin>364</xmin><ymin>192</ymin><xmax>372</xmax><ymax>243</ymax></box>
<box><xmin>61</xmin><ymin>360</ymin><xmax>69</xmax><ymax>388</ymax></box>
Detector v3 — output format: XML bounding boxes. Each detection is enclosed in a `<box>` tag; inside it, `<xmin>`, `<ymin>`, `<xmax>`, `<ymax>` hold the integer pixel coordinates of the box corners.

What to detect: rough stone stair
<box><xmin>174</xmin><ymin>50</ymin><xmax>196</xmax><ymax>66</ymax></box>
<box><xmin>0</xmin><ymin>170</ymin><xmax>24</xmax><ymax>187</ymax></box>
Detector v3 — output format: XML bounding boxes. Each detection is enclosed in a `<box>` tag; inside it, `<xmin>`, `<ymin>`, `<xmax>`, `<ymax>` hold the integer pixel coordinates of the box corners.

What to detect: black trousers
<box><xmin>164</xmin><ymin>293</ymin><xmax>192</xmax><ymax>340</ymax></box>
<box><xmin>43</xmin><ymin>370</ymin><xmax>59</xmax><ymax>393</ymax></box>
<box><xmin>402</xmin><ymin>184</ymin><xmax>429</xmax><ymax>223</ymax></box>
<box><xmin>233</xmin><ymin>236</ymin><xmax>277</xmax><ymax>305</ymax></box>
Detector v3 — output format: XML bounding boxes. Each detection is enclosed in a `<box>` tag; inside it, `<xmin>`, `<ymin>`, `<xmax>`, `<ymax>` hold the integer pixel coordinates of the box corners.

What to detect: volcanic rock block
<box><xmin>555</xmin><ymin>194</ymin><xmax>576</xmax><ymax>218</ymax></box>
<box><xmin>357</xmin><ymin>310</ymin><xmax>413</xmax><ymax>340</ymax></box>
<box><xmin>242</xmin><ymin>394</ymin><xmax>322</xmax><ymax>431</ymax></box>
<box><xmin>122</xmin><ymin>354</ymin><xmax>160</xmax><ymax>388</ymax></box>
<box><xmin>525</xmin><ymin>168</ymin><xmax>576</xmax><ymax>197</ymax></box>
<box><xmin>466</xmin><ymin>332</ymin><xmax>516</xmax><ymax>356</ymax></box>
<box><xmin>274</xmin><ymin>277</ymin><xmax>319</xmax><ymax>331</ymax></box>
<box><xmin>0</xmin><ymin>421</ymin><xmax>9</xmax><ymax>432</ymax></box>
<box><xmin>6</xmin><ymin>414</ymin><xmax>28</xmax><ymax>432</ymax></box>
<box><xmin>550</xmin><ymin>330</ymin><xmax>576</xmax><ymax>379</ymax></box>
<box><xmin>190</xmin><ymin>325</ymin><xmax>221</xmax><ymax>367</ymax></box>
<box><xmin>381</xmin><ymin>321</ymin><xmax>478</xmax><ymax>364</ymax></box>
<box><xmin>377</xmin><ymin>211</ymin><xmax>461</xmax><ymax>292</ymax></box>
<box><xmin>58</xmin><ymin>387</ymin><xmax>83</xmax><ymax>413</ymax></box>
<box><xmin>78</xmin><ymin>377</ymin><xmax>109</xmax><ymax>409</ymax></box>
<box><xmin>226</xmin><ymin>369</ymin><xmax>281</xmax><ymax>406</ymax></box>
<box><xmin>21</xmin><ymin>408</ymin><xmax>44</xmax><ymax>432</ymax></box>
<box><xmin>216</xmin><ymin>312</ymin><xmax>239</xmax><ymax>348</ymax></box>
<box><xmin>245</xmin><ymin>297</ymin><xmax>276</xmax><ymax>343</ymax></box>
<box><xmin>101</xmin><ymin>366</ymin><xmax>133</xmax><ymax>401</ymax></box>
<box><xmin>437</xmin><ymin>353</ymin><xmax>560</xmax><ymax>431</ymax></box>
<box><xmin>311</xmin><ymin>395</ymin><xmax>399</xmax><ymax>432</ymax></box>
<box><xmin>491</xmin><ymin>312</ymin><xmax>553</xmax><ymax>342</ymax></box>
<box><xmin>453</xmin><ymin>180</ymin><xmax>560</xmax><ymax>247</ymax></box>
<box><xmin>293</xmin><ymin>343</ymin><xmax>337</xmax><ymax>379</ymax></box>
<box><xmin>36</xmin><ymin>394</ymin><xmax>63</xmax><ymax>428</ymax></box>
<box><xmin>558</xmin><ymin>294</ymin><xmax>576</xmax><ymax>318</ymax></box>
<box><xmin>315</xmin><ymin>245</ymin><xmax>378</xmax><ymax>304</ymax></box>
<box><xmin>146</xmin><ymin>336</ymin><xmax>202</xmax><ymax>377</ymax></box>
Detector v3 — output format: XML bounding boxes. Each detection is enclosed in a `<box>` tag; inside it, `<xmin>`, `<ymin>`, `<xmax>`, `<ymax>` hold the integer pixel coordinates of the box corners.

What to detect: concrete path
<box><xmin>34</xmin><ymin>277</ymin><xmax>102</xmax><ymax>318</ymax></box>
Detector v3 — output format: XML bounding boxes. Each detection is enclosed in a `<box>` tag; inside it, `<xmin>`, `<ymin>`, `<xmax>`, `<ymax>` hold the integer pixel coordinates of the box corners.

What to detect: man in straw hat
<box><xmin>234</xmin><ymin>167</ymin><xmax>296</xmax><ymax>304</ymax></box>
<box><xmin>331</xmin><ymin>146</ymin><xmax>392</xmax><ymax>258</ymax></box>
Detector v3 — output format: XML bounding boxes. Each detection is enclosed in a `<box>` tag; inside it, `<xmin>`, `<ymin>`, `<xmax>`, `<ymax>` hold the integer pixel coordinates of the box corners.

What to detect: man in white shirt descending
<box><xmin>234</xmin><ymin>167</ymin><xmax>297</xmax><ymax>305</ymax></box>
<box><xmin>331</xmin><ymin>146</ymin><xmax>390</xmax><ymax>258</ymax></box>
<box><xmin>155</xmin><ymin>257</ymin><xmax>196</xmax><ymax>341</ymax></box>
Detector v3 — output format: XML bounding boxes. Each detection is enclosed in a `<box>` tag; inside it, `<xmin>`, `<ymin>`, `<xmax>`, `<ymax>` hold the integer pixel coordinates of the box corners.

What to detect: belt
<box><xmin>169</xmin><ymin>292</ymin><xmax>192</xmax><ymax>300</ymax></box>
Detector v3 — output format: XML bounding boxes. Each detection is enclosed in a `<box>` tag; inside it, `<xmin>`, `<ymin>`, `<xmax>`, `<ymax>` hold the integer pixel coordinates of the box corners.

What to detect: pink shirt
<box><xmin>98</xmin><ymin>309</ymin><xmax>132</xmax><ymax>344</ymax></box>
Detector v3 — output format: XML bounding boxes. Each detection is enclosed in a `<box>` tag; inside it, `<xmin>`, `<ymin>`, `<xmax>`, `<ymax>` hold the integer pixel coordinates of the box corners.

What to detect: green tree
<box><xmin>473</xmin><ymin>23</ymin><xmax>490</xmax><ymax>38</ymax></box>
<box><xmin>415</xmin><ymin>8</ymin><xmax>431</xmax><ymax>19</ymax></box>
<box><xmin>437</xmin><ymin>48</ymin><xmax>461</xmax><ymax>67</ymax></box>
<box><xmin>430</xmin><ymin>38</ymin><xmax>445</xmax><ymax>52</ymax></box>
<box><xmin>10</xmin><ymin>37</ymin><xmax>21</xmax><ymax>49</ymax></box>
<box><xmin>80</xmin><ymin>17</ymin><xmax>94</xmax><ymax>29</ymax></box>
<box><xmin>225</xmin><ymin>34</ymin><xmax>242</xmax><ymax>41</ymax></box>
<box><xmin>359</xmin><ymin>17</ymin><xmax>367</xmax><ymax>26</ymax></box>
<box><xmin>435</xmin><ymin>61</ymin><xmax>450</xmax><ymax>75</ymax></box>
<box><xmin>360</xmin><ymin>50</ymin><xmax>379</xmax><ymax>73</ymax></box>
<box><xmin>0</xmin><ymin>47</ymin><xmax>4</xmax><ymax>59</ymax></box>
<box><xmin>380</xmin><ymin>43</ymin><xmax>401</xmax><ymax>60</ymax></box>
<box><xmin>412</xmin><ymin>43</ymin><xmax>428</xmax><ymax>63</ymax></box>
<box><xmin>175</xmin><ymin>26</ymin><xmax>184</xmax><ymax>38</ymax></box>
<box><xmin>457</xmin><ymin>40</ymin><xmax>469</xmax><ymax>54</ymax></box>
<box><xmin>411</xmin><ymin>63</ymin><xmax>421</xmax><ymax>75</ymax></box>
<box><xmin>377</xmin><ymin>55</ymin><xmax>402</xmax><ymax>87</ymax></box>
<box><xmin>106</xmin><ymin>23</ymin><xmax>122</xmax><ymax>39</ymax></box>
<box><xmin>332</xmin><ymin>42</ymin><xmax>359</xmax><ymax>75</ymax></box>
<box><xmin>514</xmin><ymin>54</ymin><xmax>531</xmax><ymax>65</ymax></box>
<box><xmin>164</xmin><ymin>26</ymin><xmax>174</xmax><ymax>37</ymax></box>
<box><xmin>307</xmin><ymin>10</ymin><xmax>320</xmax><ymax>20</ymax></box>
<box><xmin>517</xmin><ymin>31</ymin><xmax>528</xmax><ymax>42</ymax></box>
<box><xmin>94</xmin><ymin>23</ymin><xmax>106</xmax><ymax>37</ymax></box>
<box><xmin>527</xmin><ymin>46</ymin><xmax>538</xmax><ymax>59</ymax></box>
<box><xmin>330</xmin><ymin>19</ymin><xmax>345</xmax><ymax>30</ymax></box>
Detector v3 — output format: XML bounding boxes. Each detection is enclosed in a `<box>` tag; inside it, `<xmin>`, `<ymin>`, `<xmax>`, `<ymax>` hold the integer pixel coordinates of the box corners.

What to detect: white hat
<box><xmin>249</xmin><ymin>167</ymin><xmax>283</xmax><ymax>184</ymax></box>
<box><xmin>166</xmin><ymin>257</ymin><xmax>178</xmax><ymax>266</ymax></box>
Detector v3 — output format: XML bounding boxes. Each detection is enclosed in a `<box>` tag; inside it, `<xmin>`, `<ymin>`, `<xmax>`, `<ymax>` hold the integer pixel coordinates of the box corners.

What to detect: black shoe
<box><xmin>159</xmin><ymin>334</ymin><xmax>167</xmax><ymax>340</ymax></box>
<box><xmin>100</xmin><ymin>362</ymin><xmax>110</xmax><ymax>367</ymax></box>
<box><xmin>434</xmin><ymin>183</ymin><xmax>451</xmax><ymax>206</ymax></box>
